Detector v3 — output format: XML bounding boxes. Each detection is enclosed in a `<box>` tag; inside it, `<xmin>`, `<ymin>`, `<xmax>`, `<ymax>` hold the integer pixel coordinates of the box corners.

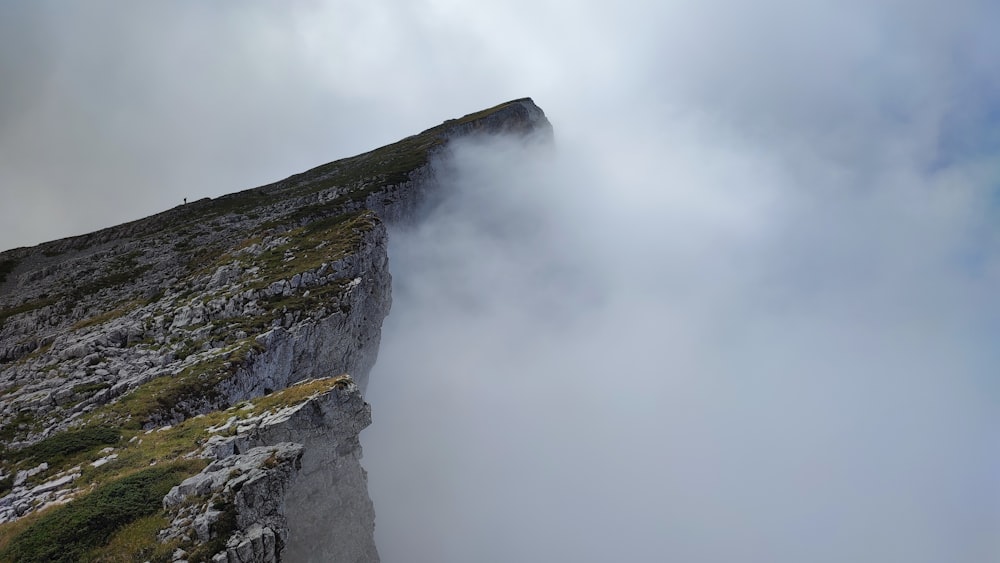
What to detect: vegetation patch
<box><xmin>8</xmin><ymin>427</ymin><xmax>121</xmax><ymax>467</ymax></box>
<box><xmin>213</xmin><ymin>281</ymin><xmax>350</xmax><ymax>338</ymax></box>
<box><xmin>77</xmin><ymin>375</ymin><xmax>346</xmax><ymax>489</ymax></box>
<box><xmin>441</xmin><ymin>98</ymin><xmax>524</xmax><ymax>128</ymax></box>
<box><xmin>0</xmin><ymin>411</ymin><xmax>35</xmax><ymax>443</ymax></box>
<box><xmin>72</xmin><ymin>382</ymin><xmax>113</xmax><ymax>395</ymax></box>
<box><xmin>284</xmin><ymin>99</ymin><xmax>521</xmax><ymax>202</ymax></box>
<box><xmin>0</xmin><ymin>426</ymin><xmax>119</xmax><ymax>491</ymax></box>
<box><xmin>251</xmin><ymin>211</ymin><xmax>373</xmax><ymax>289</ymax></box>
<box><xmin>184</xmin><ymin>241</ymin><xmax>228</xmax><ymax>273</ymax></box>
<box><xmin>252</xmin><ymin>375</ymin><xmax>351</xmax><ymax>412</ymax></box>
<box><xmin>269</xmin><ymin>131</ymin><xmax>438</xmax><ymax>207</ymax></box>
<box><xmin>86</xmin><ymin>513</ymin><xmax>176</xmax><ymax>563</ymax></box>
<box><xmin>72</xmin><ymin>302</ymin><xmax>141</xmax><ymax>331</ymax></box>
<box><xmin>95</xmin><ymin>340</ymin><xmax>261</xmax><ymax>430</ymax></box>
<box><xmin>0</xmin><ymin>259</ymin><xmax>19</xmax><ymax>285</ymax></box>
<box><xmin>70</xmin><ymin>252</ymin><xmax>152</xmax><ymax>300</ymax></box>
<box><xmin>0</xmin><ymin>460</ymin><xmax>201</xmax><ymax>563</ymax></box>
<box><xmin>0</xmin><ymin>296</ymin><xmax>60</xmax><ymax>328</ymax></box>
<box><xmin>189</xmin><ymin>190</ymin><xmax>273</xmax><ymax>222</ymax></box>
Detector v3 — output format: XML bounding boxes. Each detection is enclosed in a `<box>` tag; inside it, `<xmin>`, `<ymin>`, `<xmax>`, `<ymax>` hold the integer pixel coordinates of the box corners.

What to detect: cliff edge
<box><xmin>0</xmin><ymin>98</ymin><xmax>551</xmax><ymax>562</ymax></box>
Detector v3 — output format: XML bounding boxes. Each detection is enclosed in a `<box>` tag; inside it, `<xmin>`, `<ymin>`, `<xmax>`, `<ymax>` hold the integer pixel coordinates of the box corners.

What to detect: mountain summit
<box><xmin>0</xmin><ymin>98</ymin><xmax>552</xmax><ymax>562</ymax></box>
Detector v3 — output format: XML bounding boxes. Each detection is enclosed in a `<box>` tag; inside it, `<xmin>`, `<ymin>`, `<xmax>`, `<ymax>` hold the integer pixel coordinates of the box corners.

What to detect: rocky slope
<box><xmin>0</xmin><ymin>98</ymin><xmax>552</xmax><ymax>562</ymax></box>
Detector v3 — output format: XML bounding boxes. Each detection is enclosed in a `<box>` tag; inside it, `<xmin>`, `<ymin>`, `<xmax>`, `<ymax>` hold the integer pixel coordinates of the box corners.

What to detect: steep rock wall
<box><xmin>0</xmin><ymin>97</ymin><xmax>552</xmax><ymax>562</ymax></box>
<box><xmin>216</xmin><ymin>219</ymin><xmax>391</xmax><ymax>402</ymax></box>
<box><xmin>162</xmin><ymin>378</ymin><xmax>374</xmax><ymax>562</ymax></box>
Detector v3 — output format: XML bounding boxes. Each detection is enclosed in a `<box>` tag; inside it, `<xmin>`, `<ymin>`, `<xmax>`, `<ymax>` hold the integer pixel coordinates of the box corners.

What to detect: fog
<box><xmin>1</xmin><ymin>1</ymin><xmax>998</xmax><ymax>561</ymax></box>
<box><xmin>363</xmin><ymin>114</ymin><xmax>1000</xmax><ymax>561</ymax></box>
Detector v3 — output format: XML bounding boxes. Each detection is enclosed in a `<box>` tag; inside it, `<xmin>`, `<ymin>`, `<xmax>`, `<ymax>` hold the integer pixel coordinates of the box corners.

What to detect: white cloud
<box><xmin>363</xmin><ymin>55</ymin><xmax>1000</xmax><ymax>559</ymax></box>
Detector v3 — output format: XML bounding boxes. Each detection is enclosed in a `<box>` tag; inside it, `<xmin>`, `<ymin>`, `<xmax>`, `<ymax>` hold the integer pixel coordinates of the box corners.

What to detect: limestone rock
<box><xmin>0</xmin><ymin>97</ymin><xmax>553</xmax><ymax>559</ymax></box>
<box><xmin>162</xmin><ymin>378</ymin><xmax>375</xmax><ymax>562</ymax></box>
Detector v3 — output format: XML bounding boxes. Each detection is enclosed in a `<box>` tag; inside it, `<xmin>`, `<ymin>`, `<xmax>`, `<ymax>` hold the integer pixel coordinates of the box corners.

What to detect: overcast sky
<box><xmin>1</xmin><ymin>1</ymin><xmax>998</xmax><ymax>251</ymax></box>
<box><xmin>3</xmin><ymin>1</ymin><xmax>1000</xmax><ymax>562</ymax></box>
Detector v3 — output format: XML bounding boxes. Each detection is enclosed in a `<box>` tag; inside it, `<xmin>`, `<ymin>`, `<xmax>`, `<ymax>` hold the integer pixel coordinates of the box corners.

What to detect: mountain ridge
<box><xmin>0</xmin><ymin>98</ymin><xmax>552</xmax><ymax>562</ymax></box>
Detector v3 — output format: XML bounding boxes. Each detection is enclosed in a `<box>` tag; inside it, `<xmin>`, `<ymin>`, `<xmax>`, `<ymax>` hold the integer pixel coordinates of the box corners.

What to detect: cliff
<box><xmin>0</xmin><ymin>98</ymin><xmax>552</xmax><ymax>562</ymax></box>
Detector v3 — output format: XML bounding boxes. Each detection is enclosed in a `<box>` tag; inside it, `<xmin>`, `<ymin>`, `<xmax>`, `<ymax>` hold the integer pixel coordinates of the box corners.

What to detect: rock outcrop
<box><xmin>160</xmin><ymin>376</ymin><xmax>375</xmax><ymax>562</ymax></box>
<box><xmin>0</xmin><ymin>98</ymin><xmax>551</xmax><ymax>562</ymax></box>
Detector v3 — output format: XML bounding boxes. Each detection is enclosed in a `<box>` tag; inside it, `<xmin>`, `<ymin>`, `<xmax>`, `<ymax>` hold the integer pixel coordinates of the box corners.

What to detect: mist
<box><xmin>362</xmin><ymin>110</ymin><xmax>1000</xmax><ymax>561</ymax></box>
<box><xmin>1</xmin><ymin>0</ymin><xmax>998</xmax><ymax>559</ymax></box>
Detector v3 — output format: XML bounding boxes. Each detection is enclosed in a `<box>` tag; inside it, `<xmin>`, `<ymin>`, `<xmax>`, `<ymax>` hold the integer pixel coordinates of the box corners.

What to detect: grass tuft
<box><xmin>87</xmin><ymin>513</ymin><xmax>176</xmax><ymax>563</ymax></box>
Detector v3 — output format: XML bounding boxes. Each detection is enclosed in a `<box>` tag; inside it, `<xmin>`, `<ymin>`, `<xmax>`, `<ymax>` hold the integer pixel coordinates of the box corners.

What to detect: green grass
<box><xmin>72</xmin><ymin>382</ymin><xmax>113</xmax><ymax>395</ymax></box>
<box><xmin>86</xmin><ymin>513</ymin><xmax>176</xmax><ymax>563</ymax></box>
<box><xmin>72</xmin><ymin>302</ymin><xmax>141</xmax><ymax>331</ymax></box>
<box><xmin>0</xmin><ymin>460</ymin><xmax>202</xmax><ymax>563</ymax></box>
<box><xmin>94</xmin><ymin>340</ymin><xmax>261</xmax><ymax>430</ymax></box>
<box><xmin>77</xmin><ymin>376</ymin><xmax>349</xmax><ymax>489</ymax></box>
<box><xmin>250</xmin><ymin>211</ymin><xmax>373</xmax><ymax>288</ymax></box>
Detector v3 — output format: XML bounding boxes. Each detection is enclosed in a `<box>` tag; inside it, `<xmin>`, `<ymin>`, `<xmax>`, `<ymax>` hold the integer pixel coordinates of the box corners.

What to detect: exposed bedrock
<box><xmin>0</xmin><ymin>97</ymin><xmax>553</xmax><ymax>562</ymax></box>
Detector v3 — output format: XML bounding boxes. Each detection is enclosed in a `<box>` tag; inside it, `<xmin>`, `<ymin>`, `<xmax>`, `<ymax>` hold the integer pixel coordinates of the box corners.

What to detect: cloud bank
<box><xmin>363</xmin><ymin>96</ymin><xmax>1000</xmax><ymax>563</ymax></box>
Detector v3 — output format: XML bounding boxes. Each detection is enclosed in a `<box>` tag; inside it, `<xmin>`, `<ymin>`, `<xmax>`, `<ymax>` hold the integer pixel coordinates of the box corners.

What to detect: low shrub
<box><xmin>10</xmin><ymin>427</ymin><xmax>121</xmax><ymax>465</ymax></box>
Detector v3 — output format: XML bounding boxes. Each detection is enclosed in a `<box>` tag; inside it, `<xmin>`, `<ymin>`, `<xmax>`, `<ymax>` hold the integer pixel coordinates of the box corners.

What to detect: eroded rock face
<box><xmin>162</xmin><ymin>378</ymin><xmax>376</xmax><ymax>562</ymax></box>
<box><xmin>0</xmin><ymin>97</ymin><xmax>552</xmax><ymax>561</ymax></box>
<box><xmin>163</xmin><ymin>443</ymin><xmax>302</xmax><ymax>563</ymax></box>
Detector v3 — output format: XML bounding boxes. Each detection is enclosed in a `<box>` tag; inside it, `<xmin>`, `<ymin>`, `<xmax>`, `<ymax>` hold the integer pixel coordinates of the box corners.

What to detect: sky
<box><xmin>3</xmin><ymin>1</ymin><xmax>1000</xmax><ymax>562</ymax></box>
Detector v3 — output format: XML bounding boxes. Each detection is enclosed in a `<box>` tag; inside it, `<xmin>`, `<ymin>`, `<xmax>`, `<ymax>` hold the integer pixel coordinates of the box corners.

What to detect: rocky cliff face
<box><xmin>0</xmin><ymin>98</ymin><xmax>550</xmax><ymax>561</ymax></box>
<box><xmin>159</xmin><ymin>376</ymin><xmax>377</xmax><ymax>563</ymax></box>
